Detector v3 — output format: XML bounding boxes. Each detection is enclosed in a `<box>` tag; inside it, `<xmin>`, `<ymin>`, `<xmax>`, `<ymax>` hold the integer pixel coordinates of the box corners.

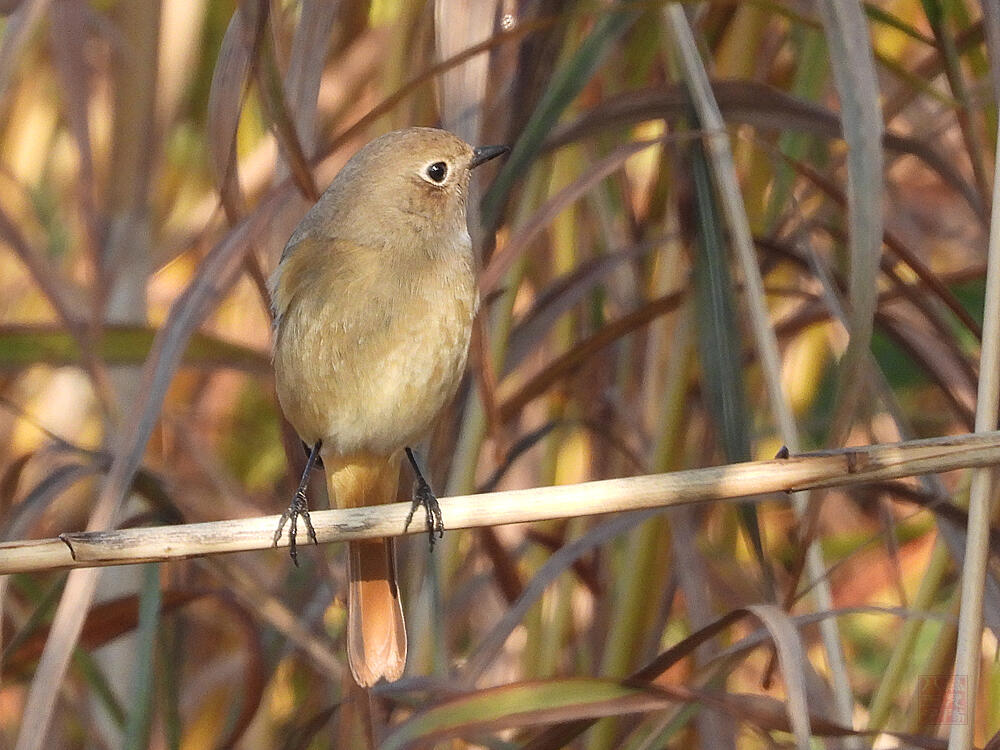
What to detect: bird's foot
<box><xmin>404</xmin><ymin>476</ymin><xmax>445</xmax><ymax>551</ymax></box>
<box><xmin>273</xmin><ymin>488</ymin><xmax>318</xmax><ymax>566</ymax></box>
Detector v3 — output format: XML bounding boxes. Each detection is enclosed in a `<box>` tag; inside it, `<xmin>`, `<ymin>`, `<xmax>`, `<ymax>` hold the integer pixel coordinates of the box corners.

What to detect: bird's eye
<box><xmin>425</xmin><ymin>161</ymin><xmax>448</xmax><ymax>184</ymax></box>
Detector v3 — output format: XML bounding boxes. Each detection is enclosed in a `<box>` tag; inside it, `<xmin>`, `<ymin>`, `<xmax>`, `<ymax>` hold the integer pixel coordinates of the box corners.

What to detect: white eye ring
<box><xmin>421</xmin><ymin>160</ymin><xmax>450</xmax><ymax>185</ymax></box>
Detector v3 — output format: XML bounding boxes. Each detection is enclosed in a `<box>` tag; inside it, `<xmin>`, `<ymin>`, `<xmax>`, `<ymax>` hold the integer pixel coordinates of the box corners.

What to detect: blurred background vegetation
<box><xmin>0</xmin><ymin>0</ymin><xmax>998</xmax><ymax>747</ymax></box>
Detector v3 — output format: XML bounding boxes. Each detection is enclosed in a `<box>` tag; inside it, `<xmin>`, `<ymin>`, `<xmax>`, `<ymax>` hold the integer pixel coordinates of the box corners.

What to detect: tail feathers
<box><xmin>325</xmin><ymin>451</ymin><xmax>406</xmax><ymax>687</ymax></box>
<box><xmin>347</xmin><ymin>539</ymin><xmax>406</xmax><ymax>687</ymax></box>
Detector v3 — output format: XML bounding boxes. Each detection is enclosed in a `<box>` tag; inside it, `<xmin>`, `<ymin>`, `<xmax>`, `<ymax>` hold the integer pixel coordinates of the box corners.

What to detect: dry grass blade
<box><xmin>207</xmin><ymin>1</ymin><xmax>267</xmax><ymax>216</ymax></box>
<box><xmin>741</xmin><ymin>605</ymin><xmax>810</xmax><ymax>748</ymax></box>
<box><xmin>284</xmin><ymin>0</ymin><xmax>336</xmax><ymax>140</ymax></box>
<box><xmin>254</xmin><ymin>26</ymin><xmax>319</xmax><ymax>202</ymax></box>
<box><xmin>816</xmin><ymin>0</ymin><xmax>885</xmax><ymax>444</ymax></box>
<box><xmin>272</xmin><ymin>0</ymin><xmax>335</xmax><ymax>188</ymax></box>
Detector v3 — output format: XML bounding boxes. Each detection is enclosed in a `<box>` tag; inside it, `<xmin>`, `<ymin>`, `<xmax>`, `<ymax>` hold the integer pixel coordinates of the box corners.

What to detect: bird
<box><xmin>268</xmin><ymin>127</ymin><xmax>508</xmax><ymax>687</ymax></box>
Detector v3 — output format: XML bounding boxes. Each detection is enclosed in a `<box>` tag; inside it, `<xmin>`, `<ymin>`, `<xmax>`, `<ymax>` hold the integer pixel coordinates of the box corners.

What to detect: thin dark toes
<box><xmin>407</xmin><ymin>479</ymin><xmax>445</xmax><ymax>550</ymax></box>
<box><xmin>287</xmin><ymin>518</ymin><xmax>299</xmax><ymax>565</ymax></box>
<box><xmin>424</xmin><ymin>499</ymin><xmax>434</xmax><ymax>533</ymax></box>
<box><xmin>302</xmin><ymin>511</ymin><xmax>318</xmax><ymax>546</ymax></box>
<box><xmin>421</xmin><ymin>486</ymin><xmax>444</xmax><ymax>550</ymax></box>
<box><xmin>273</xmin><ymin>513</ymin><xmax>289</xmax><ymax>547</ymax></box>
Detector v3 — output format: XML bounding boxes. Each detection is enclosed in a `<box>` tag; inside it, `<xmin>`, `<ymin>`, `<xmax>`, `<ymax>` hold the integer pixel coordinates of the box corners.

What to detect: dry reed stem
<box><xmin>1</xmin><ymin>430</ymin><xmax>997</xmax><ymax>576</ymax></box>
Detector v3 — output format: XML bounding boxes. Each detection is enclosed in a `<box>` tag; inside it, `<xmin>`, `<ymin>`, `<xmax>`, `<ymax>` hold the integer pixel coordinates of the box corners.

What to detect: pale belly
<box><xmin>274</xmin><ymin>279</ymin><xmax>476</xmax><ymax>457</ymax></box>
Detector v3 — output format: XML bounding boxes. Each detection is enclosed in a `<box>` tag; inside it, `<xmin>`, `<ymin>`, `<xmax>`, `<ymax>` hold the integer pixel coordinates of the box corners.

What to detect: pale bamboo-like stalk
<box><xmin>1</xmin><ymin>430</ymin><xmax>999</xmax><ymax>577</ymax></box>
<box><xmin>947</xmin><ymin>116</ymin><xmax>1000</xmax><ymax>750</ymax></box>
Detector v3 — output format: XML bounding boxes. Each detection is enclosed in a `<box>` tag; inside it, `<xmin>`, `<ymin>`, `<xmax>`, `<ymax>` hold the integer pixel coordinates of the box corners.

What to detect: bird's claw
<box><xmin>404</xmin><ymin>479</ymin><xmax>445</xmax><ymax>551</ymax></box>
<box><xmin>273</xmin><ymin>488</ymin><xmax>318</xmax><ymax>567</ymax></box>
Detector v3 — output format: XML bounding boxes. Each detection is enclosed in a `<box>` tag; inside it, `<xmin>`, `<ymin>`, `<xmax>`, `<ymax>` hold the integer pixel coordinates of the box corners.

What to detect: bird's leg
<box><xmin>274</xmin><ymin>439</ymin><xmax>322</xmax><ymax>566</ymax></box>
<box><xmin>403</xmin><ymin>447</ymin><xmax>444</xmax><ymax>549</ymax></box>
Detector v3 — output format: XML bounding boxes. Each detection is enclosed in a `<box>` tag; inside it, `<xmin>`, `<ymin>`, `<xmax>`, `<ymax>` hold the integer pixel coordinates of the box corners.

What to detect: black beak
<box><xmin>470</xmin><ymin>144</ymin><xmax>509</xmax><ymax>169</ymax></box>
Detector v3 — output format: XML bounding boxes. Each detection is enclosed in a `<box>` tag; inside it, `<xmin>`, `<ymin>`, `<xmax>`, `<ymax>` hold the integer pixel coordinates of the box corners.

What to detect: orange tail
<box><xmin>325</xmin><ymin>451</ymin><xmax>406</xmax><ymax>687</ymax></box>
<box><xmin>347</xmin><ymin>539</ymin><xmax>406</xmax><ymax>686</ymax></box>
